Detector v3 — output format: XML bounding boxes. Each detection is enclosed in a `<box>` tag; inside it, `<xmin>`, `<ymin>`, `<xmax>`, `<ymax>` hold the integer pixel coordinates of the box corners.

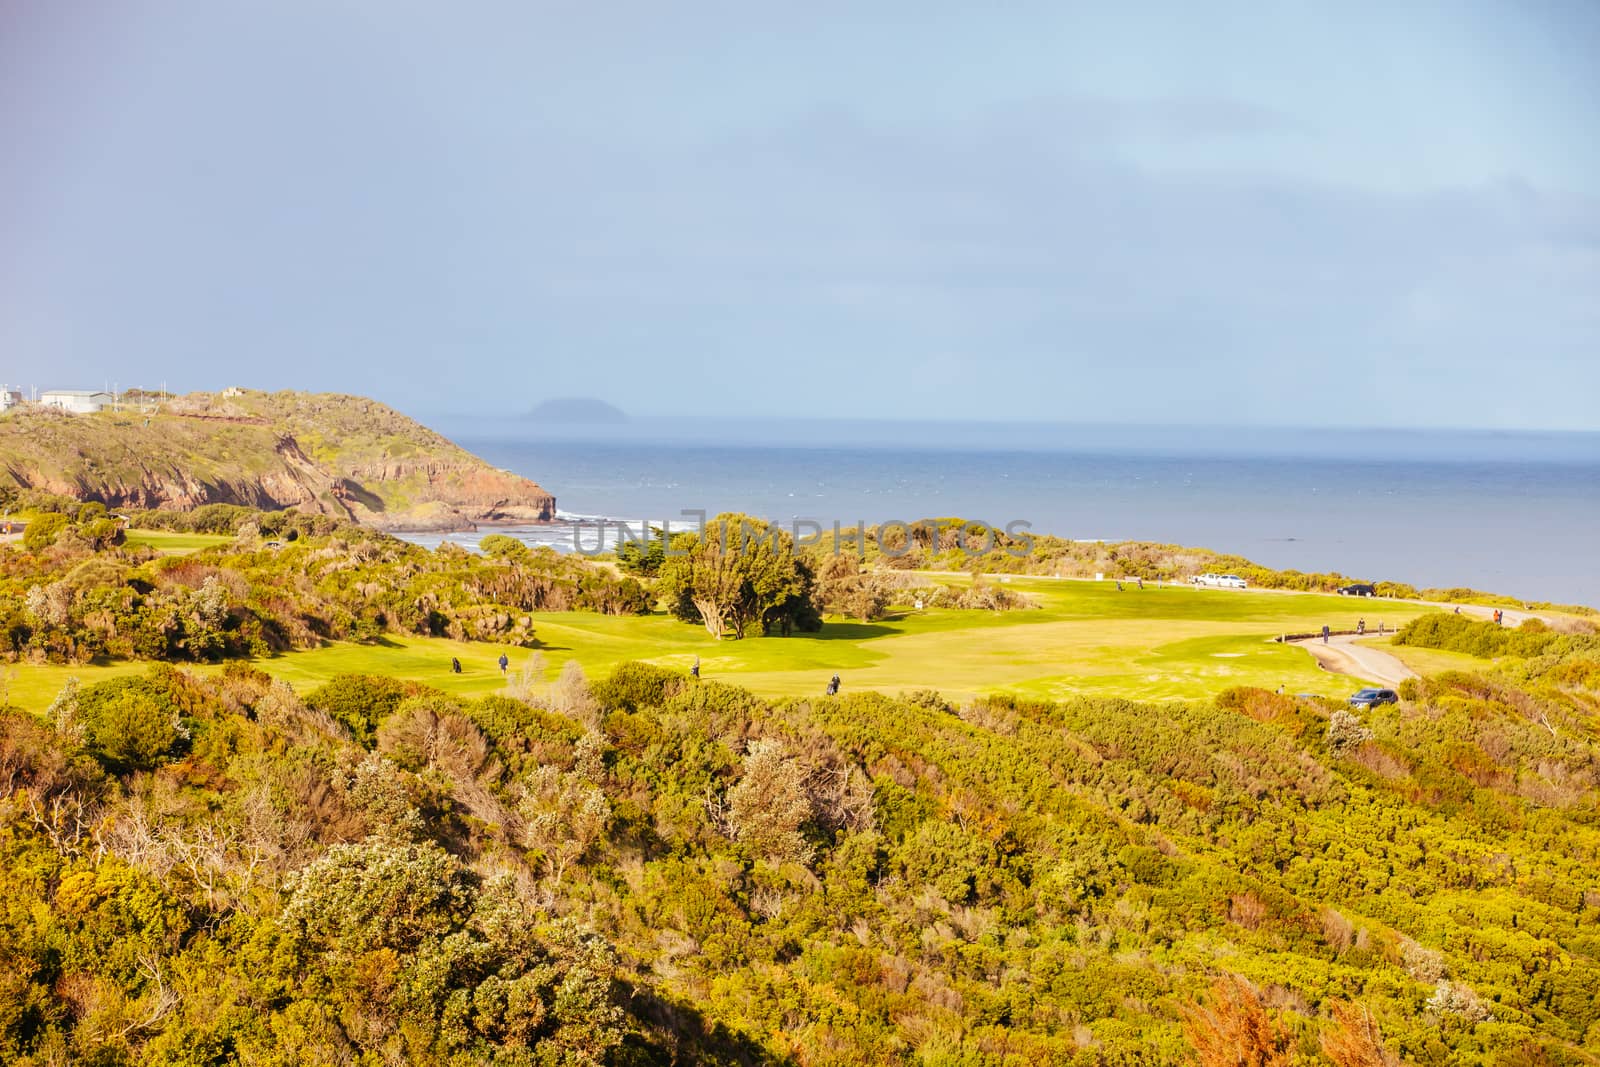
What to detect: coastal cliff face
<box><xmin>0</xmin><ymin>390</ymin><xmax>554</xmax><ymax>530</ymax></box>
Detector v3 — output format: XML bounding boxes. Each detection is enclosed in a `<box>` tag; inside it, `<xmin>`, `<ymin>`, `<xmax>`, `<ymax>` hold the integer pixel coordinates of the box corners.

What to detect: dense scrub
<box><xmin>2</xmin><ymin>649</ymin><xmax>1598</xmax><ymax>1064</ymax></box>
<box><xmin>1395</xmin><ymin>612</ymin><xmax>1600</xmax><ymax>660</ymax></box>
<box><xmin>1</xmin><ymin>509</ymin><xmax>650</xmax><ymax>664</ymax></box>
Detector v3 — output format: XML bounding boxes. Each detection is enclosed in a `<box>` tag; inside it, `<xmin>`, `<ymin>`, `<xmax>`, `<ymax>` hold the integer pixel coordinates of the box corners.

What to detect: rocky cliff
<box><xmin>0</xmin><ymin>389</ymin><xmax>554</xmax><ymax>530</ymax></box>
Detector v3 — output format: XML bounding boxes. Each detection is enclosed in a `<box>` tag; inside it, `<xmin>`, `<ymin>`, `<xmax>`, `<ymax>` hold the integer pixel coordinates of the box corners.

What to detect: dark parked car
<box><xmin>1338</xmin><ymin>583</ymin><xmax>1377</xmax><ymax>597</ymax></box>
<box><xmin>1347</xmin><ymin>687</ymin><xmax>1398</xmax><ymax>709</ymax></box>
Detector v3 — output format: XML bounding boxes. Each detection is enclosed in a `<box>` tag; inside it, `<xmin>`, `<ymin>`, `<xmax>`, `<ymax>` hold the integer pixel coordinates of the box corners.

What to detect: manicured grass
<box><xmin>1370</xmin><ymin>635</ymin><xmax>1493</xmax><ymax>677</ymax></box>
<box><xmin>122</xmin><ymin>530</ymin><xmax>234</xmax><ymax>554</ymax></box>
<box><xmin>5</xmin><ymin>660</ymin><xmax>171</xmax><ymax>712</ymax></box>
<box><xmin>4</xmin><ymin>576</ymin><xmax>1438</xmax><ymax>712</ymax></box>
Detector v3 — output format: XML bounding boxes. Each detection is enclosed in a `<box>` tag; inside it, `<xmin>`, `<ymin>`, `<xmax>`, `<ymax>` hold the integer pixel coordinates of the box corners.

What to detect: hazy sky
<box><xmin>3</xmin><ymin>2</ymin><xmax>1597</xmax><ymax>427</ymax></box>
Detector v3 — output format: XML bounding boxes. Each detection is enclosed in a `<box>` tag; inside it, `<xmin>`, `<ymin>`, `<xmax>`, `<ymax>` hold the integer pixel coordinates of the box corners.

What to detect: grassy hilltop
<box><xmin>0</xmin><ymin>389</ymin><xmax>554</xmax><ymax>530</ymax></box>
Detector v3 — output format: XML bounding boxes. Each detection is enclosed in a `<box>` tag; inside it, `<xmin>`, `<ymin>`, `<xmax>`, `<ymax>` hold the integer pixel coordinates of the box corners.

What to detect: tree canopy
<box><xmin>655</xmin><ymin>514</ymin><xmax>820</xmax><ymax>639</ymax></box>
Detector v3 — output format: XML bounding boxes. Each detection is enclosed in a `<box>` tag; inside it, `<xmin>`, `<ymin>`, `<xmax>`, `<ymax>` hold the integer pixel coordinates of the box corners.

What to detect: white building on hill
<box><xmin>0</xmin><ymin>386</ymin><xmax>22</xmax><ymax>411</ymax></box>
<box><xmin>40</xmin><ymin>390</ymin><xmax>114</xmax><ymax>413</ymax></box>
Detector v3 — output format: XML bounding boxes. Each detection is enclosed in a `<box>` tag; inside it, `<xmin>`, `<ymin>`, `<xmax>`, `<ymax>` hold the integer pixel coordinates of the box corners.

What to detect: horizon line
<box><xmin>419</xmin><ymin>409</ymin><xmax>1600</xmax><ymax>437</ymax></box>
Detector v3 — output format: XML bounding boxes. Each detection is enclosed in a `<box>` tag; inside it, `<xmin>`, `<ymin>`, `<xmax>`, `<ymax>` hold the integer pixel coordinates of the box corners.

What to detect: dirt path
<box><xmin>1289</xmin><ymin>633</ymin><xmax>1417</xmax><ymax>688</ymax></box>
<box><xmin>1439</xmin><ymin>602</ymin><xmax>1550</xmax><ymax>626</ymax></box>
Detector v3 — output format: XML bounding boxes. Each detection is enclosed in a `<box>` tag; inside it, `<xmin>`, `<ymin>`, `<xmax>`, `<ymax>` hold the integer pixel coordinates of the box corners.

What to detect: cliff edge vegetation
<box><xmin>0</xmin><ymin>389</ymin><xmax>554</xmax><ymax>530</ymax></box>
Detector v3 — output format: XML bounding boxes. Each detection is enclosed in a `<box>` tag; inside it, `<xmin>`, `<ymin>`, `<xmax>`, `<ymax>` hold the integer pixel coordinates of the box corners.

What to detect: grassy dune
<box><xmin>4</xmin><ymin>575</ymin><xmax>1432</xmax><ymax>712</ymax></box>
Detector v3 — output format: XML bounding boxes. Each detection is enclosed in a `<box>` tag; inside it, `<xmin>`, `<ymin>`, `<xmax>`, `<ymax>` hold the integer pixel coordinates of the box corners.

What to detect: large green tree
<box><xmin>656</xmin><ymin>514</ymin><xmax>819</xmax><ymax>639</ymax></box>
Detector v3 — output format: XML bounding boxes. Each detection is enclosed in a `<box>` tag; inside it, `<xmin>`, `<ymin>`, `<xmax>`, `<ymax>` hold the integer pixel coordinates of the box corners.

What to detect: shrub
<box><xmin>188</xmin><ymin>503</ymin><xmax>257</xmax><ymax>535</ymax></box>
<box><xmin>1393</xmin><ymin>612</ymin><xmax>1594</xmax><ymax>660</ymax></box>
<box><xmin>895</xmin><ymin>820</ymin><xmax>993</xmax><ymax>904</ymax></box>
<box><xmin>1425</xmin><ymin>980</ymin><xmax>1493</xmax><ymax>1022</ymax></box>
<box><xmin>900</xmin><ymin>688</ymin><xmax>956</xmax><ymax>714</ymax></box>
<box><xmin>1319</xmin><ymin>1001</ymin><xmax>1401</xmax><ymax>1067</ymax></box>
<box><xmin>306</xmin><ymin>674</ymin><xmax>418</xmax><ymax>747</ymax></box>
<box><xmin>479</xmin><ymin>533</ymin><xmax>530</xmax><ymax>560</ymax></box>
<box><xmin>925</xmin><ymin>579</ymin><xmax>1036</xmax><ymax>612</ymax></box>
<box><xmin>725</xmin><ymin>738</ymin><xmax>814</xmax><ymax>865</ymax></box>
<box><xmin>279</xmin><ymin>842</ymin><xmax>626</xmax><ymax>1063</ymax></box>
<box><xmin>591</xmin><ymin>661</ymin><xmax>685</xmax><ymax>713</ymax></box>
<box><xmin>576</xmin><ymin>572</ymin><xmax>652</xmax><ymax>615</ymax></box>
<box><xmin>1547</xmin><ymin>659</ymin><xmax>1600</xmax><ymax>689</ymax></box>
<box><xmin>78</xmin><ymin>518</ymin><xmax>125</xmax><ymax>550</ymax></box>
<box><xmin>76</xmin><ymin>676</ymin><xmax>188</xmax><ymax>773</ymax></box>
<box><xmin>283</xmin><ymin>836</ymin><xmax>470</xmax><ymax>956</ymax></box>
<box><xmin>22</xmin><ymin>513</ymin><xmax>68</xmax><ymax>552</ymax></box>
<box><xmin>1217</xmin><ymin>686</ymin><xmax>1297</xmax><ymax>724</ymax></box>
<box><xmin>0</xmin><ymin>706</ymin><xmax>106</xmax><ymax>802</ymax></box>
<box><xmin>466</xmin><ymin>695</ymin><xmax>580</xmax><ymax>750</ymax></box>
<box><xmin>814</xmin><ymin>553</ymin><xmax>893</xmax><ymax>620</ymax></box>
<box><xmin>1326</xmin><ymin>710</ymin><xmax>1374</xmax><ymax>758</ymax></box>
<box><xmin>550</xmin><ymin>659</ymin><xmax>599</xmax><ymax>726</ymax></box>
<box><xmin>378</xmin><ymin>697</ymin><xmax>497</xmax><ymax>783</ymax></box>
<box><xmin>1182</xmin><ymin>977</ymin><xmax>1293</xmax><ymax>1067</ymax></box>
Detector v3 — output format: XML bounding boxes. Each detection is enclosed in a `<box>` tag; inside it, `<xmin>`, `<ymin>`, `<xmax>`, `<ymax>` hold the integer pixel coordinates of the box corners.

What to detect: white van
<box><xmin>1191</xmin><ymin>573</ymin><xmax>1249</xmax><ymax>589</ymax></box>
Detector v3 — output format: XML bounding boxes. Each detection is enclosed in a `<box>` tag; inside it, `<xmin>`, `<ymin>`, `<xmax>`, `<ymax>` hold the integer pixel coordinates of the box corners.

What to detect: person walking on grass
<box><xmin>826</xmin><ymin>673</ymin><xmax>840</xmax><ymax>696</ymax></box>
<box><xmin>1321</xmin><ymin>624</ymin><xmax>1330</xmax><ymax>644</ymax></box>
<box><xmin>691</xmin><ymin>655</ymin><xmax>700</xmax><ymax>680</ymax></box>
<box><xmin>498</xmin><ymin>653</ymin><xmax>509</xmax><ymax>675</ymax></box>
<box><xmin>451</xmin><ymin>657</ymin><xmax>462</xmax><ymax>674</ymax></box>
<box><xmin>1357</xmin><ymin>618</ymin><xmax>1366</xmax><ymax>636</ymax></box>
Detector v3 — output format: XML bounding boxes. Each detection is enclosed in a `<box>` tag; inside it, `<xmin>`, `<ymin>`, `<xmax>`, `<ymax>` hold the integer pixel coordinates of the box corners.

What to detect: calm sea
<box><xmin>416</xmin><ymin>417</ymin><xmax>1600</xmax><ymax>608</ymax></box>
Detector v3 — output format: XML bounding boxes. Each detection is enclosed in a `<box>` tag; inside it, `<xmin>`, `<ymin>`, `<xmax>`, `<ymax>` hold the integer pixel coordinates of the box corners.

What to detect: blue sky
<box><xmin>2</xmin><ymin>1</ymin><xmax>1597</xmax><ymax>427</ymax></box>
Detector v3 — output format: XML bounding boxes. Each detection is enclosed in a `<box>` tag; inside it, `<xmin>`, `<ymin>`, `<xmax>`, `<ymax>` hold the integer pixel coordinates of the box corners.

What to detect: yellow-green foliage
<box><xmin>0</xmin><ymin>514</ymin><xmax>649</xmax><ymax>667</ymax></box>
<box><xmin>1396</xmin><ymin>612</ymin><xmax>1598</xmax><ymax>659</ymax></box>
<box><xmin>21</xmin><ymin>513</ymin><xmax>67</xmax><ymax>552</ymax></box>
<box><xmin>2</xmin><ymin>655</ymin><xmax>1597</xmax><ymax>1065</ymax></box>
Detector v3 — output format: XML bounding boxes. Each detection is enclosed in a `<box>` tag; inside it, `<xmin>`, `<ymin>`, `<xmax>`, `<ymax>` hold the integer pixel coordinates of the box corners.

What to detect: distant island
<box><xmin>0</xmin><ymin>388</ymin><xmax>554</xmax><ymax>530</ymax></box>
<box><xmin>527</xmin><ymin>396</ymin><xmax>627</xmax><ymax>423</ymax></box>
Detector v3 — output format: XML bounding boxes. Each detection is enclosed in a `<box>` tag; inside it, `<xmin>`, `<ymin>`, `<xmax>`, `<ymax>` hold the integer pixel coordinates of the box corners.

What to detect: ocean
<box><xmin>417</xmin><ymin>417</ymin><xmax>1600</xmax><ymax>608</ymax></box>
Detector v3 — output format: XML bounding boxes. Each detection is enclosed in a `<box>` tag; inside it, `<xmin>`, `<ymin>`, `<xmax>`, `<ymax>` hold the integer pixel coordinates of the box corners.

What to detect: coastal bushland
<box><xmin>2</xmin><ymin>630</ymin><xmax>1598</xmax><ymax>1064</ymax></box>
<box><xmin>1</xmin><ymin>508</ymin><xmax>650</xmax><ymax>664</ymax></box>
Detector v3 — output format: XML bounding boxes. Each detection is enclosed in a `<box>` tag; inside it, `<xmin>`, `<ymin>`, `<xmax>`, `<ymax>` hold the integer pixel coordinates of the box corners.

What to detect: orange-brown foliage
<box><xmin>1320</xmin><ymin>1001</ymin><xmax>1402</xmax><ymax>1067</ymax></box>
<box><xmin>1181</xmin><ymin>976</ymin><xmax>1292</xmax><ymax>1067</ymax></box>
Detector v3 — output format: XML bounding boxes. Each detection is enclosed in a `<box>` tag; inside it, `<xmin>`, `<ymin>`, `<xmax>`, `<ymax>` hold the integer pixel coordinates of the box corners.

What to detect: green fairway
<box><xmin>4</xmin><ymin>575</ymin><xmax>1436</xmax><ymax>712</ymax></box>
<box><xmin>1370</xmin><ymin>634</ymin><xmax>1492</xmax><ymax>677</ymax></box>
<box><xmin>122</xmin><ymin>529</ymin><xmax>234</xmax><ymax>554</ymax></box>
